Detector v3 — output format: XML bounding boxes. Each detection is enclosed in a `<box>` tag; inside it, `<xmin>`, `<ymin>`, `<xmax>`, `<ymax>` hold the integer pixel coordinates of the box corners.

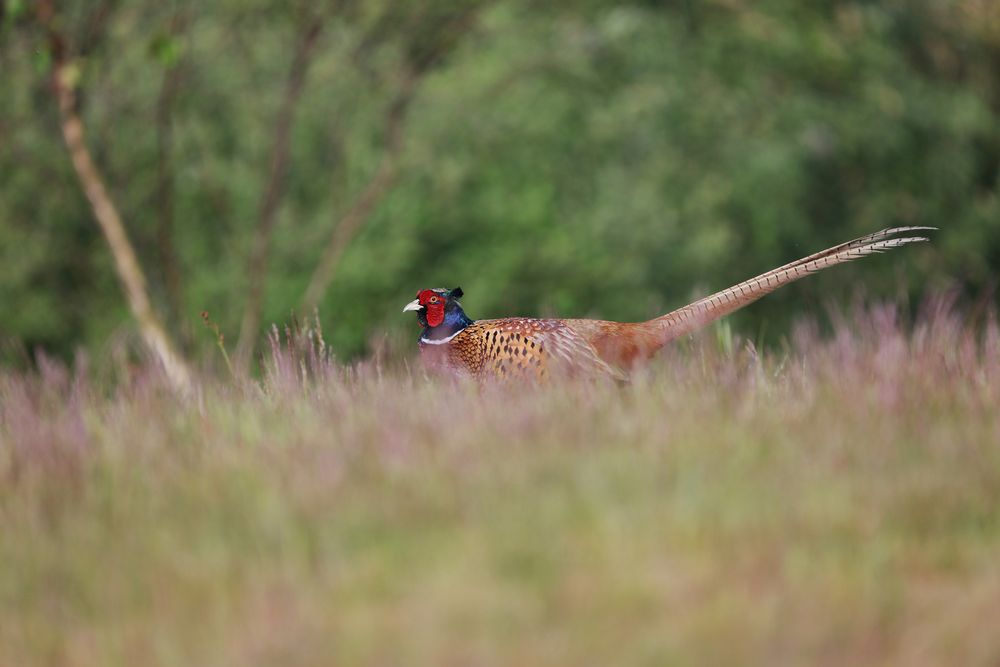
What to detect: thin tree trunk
<box><xmin>301</xmin><ymin>72</ymin><xmax>418</xmax><ymax>313</ymax></box>
<box><xmin>155</xmin><ymin>9</ymin><xmax>190</xmax><ymax>343</ymax></box>
<box><xmin>40</xmin><ymin>1</ymin><xmax>192</xmax><ymax>391</ymax></box>
<box><xmin>234</xmin><ymin>19</ymin><xmax>323</xmax><ymax>371</ymax></box>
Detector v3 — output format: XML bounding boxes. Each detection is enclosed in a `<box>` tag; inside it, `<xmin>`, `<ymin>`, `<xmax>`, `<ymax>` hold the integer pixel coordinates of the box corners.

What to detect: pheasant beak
<box><xmin>402</xmin><ymin>299</ymin><xmax>423</xmax><ymax>313</ymax></box>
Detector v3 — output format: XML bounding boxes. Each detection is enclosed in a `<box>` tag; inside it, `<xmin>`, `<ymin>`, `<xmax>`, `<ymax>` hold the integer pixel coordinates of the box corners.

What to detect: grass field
<box><xmin>2</xmin><ymin>303</ymin><xmax>999</xmax><ymax>666</ymax></box>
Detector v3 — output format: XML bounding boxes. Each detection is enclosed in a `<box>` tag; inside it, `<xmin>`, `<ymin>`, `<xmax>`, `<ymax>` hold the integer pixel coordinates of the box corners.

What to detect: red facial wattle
<box><xmin>418</xmin><ymin>289</ymin><xmax>446</xmax><ymax>328</ymax></box>
<box><xmin>424</xmin><ymin>302</ymin><xmax>445</xmax><ymax>327</ymax></box>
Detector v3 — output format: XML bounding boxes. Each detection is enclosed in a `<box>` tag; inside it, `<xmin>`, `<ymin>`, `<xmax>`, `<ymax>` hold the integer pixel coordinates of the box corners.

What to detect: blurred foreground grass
<box><xmin>1</xmin><ymin>304</ymin><xmax>999</xmax><ymax>666</ymax></box>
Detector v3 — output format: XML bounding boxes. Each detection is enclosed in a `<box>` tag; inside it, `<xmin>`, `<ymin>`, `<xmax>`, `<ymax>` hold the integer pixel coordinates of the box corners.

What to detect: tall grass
<box><xmin>1</xmin><ymin>300</ymin><xmax>999</xmax><ymax>666</ymax></box>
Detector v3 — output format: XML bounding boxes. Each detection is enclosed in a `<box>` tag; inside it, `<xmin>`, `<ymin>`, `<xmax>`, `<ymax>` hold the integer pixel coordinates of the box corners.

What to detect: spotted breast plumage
<box><xmin>403</xmin><ymin>227</ymin><xmax>933</xmax><ymax>382</ymax></box>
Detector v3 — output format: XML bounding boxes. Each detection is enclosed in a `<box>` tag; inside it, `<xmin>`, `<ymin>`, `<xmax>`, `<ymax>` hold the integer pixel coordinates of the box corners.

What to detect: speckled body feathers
<box><xmin>421</xmin><ymin>318</ymin><xmax>623</xmax><ymax>382</ymax></box>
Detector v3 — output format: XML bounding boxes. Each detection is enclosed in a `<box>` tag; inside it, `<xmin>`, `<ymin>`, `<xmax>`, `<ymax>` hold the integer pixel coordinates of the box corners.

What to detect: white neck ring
<box><xmin>420</xmin><ymin>330</ymin><xmax>462</xmax><ymax>345</ymax></box>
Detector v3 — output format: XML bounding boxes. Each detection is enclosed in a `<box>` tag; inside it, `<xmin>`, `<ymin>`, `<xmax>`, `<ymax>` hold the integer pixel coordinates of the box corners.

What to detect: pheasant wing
<box><xmin>475</xmin><ymin>318</ymin><xmax>626</xmax><ymax>381</ymax></box>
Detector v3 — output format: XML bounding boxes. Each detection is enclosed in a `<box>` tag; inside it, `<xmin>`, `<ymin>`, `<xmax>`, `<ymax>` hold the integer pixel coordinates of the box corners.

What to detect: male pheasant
<box><xmin>404</xmin><ymin>227</ymin><xmax>932</xmax><ymax>381</ymax></box>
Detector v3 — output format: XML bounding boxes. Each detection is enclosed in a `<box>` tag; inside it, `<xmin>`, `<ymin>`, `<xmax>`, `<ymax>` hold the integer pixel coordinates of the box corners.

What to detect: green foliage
<box><xmin>1</xmin><ymin>0</ymin><xmax>997</xmax><ymax>361</ymax></box>
<box><xmin>148</xmin><ymin>33</ymin><xmax>183</xmax><ymax>67</ymax></box>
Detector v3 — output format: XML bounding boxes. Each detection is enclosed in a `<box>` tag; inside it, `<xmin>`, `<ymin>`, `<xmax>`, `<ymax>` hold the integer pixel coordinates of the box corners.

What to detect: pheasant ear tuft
<box><xmin>449</xmin><ymin>287</ymin><xmax>464</xmax><ymax>299</ymax></box>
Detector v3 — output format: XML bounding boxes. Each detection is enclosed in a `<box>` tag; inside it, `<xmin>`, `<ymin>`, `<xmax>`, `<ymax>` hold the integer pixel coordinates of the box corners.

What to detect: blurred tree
<box><xmin>153</xmin><ymin>4</ymin><xmax>191</xmax><ymax>344</ymax></box>
<box><xmin>31</xmin><ymin>0</ymin><xmax>192</xmax><ymax>389</ymax></box>
<box><xmin>234</xmin><ymin>3</ymin><xmax>326</xmax><ymax>371</ymax></box>
<box><xmin>301</xmin><ymin>1</ymin><xmax>488</xmax><ymax>314</ymax></box>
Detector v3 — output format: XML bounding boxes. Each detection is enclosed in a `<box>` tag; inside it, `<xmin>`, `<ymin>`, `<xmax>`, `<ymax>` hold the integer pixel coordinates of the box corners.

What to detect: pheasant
<box><xmin>403</xmin><ymin>227</ymin><xmax>933</xmax><ymax>381</ymax></box>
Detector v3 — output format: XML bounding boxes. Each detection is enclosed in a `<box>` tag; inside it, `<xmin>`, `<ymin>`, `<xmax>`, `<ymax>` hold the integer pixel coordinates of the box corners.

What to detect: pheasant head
<box><xmin>403</xmin><ymin>287</ymin><xmax>474</xmax><ymax>343</ymax></box>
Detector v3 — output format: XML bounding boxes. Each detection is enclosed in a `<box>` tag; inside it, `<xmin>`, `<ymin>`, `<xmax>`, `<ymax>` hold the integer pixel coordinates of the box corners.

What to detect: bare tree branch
<box><xmin>234</xmin><ymin>15</ymin><xmax>324</xmax><ymax>371</ymax></box>
<box><xmin>300</xmin><ymin>5</ymin><xmax>486</xmax><ymax>313</ymax></box>
<box><xmin>39</xmin><ymin>0</ymin><xmax>192</xmax><ymax>391</ymax></box>
<box><xmin>300</xmin><ymin>71</ymin><xmax>419</xmax><ymax>313</ymax></box>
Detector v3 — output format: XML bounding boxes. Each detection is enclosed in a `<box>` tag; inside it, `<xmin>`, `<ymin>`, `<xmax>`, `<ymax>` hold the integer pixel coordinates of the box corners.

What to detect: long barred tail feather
<box><xmin>650</xmin><ymin>227</ymin><xmax>934</xmax><ymax>344</ymax></box>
